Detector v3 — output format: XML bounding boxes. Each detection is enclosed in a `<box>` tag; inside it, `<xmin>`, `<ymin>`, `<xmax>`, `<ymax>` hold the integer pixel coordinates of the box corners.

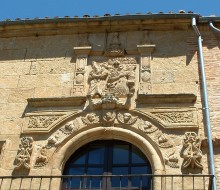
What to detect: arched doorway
<box><xmin>62</xmin><ymin>140</ymin><xmax>152</xmax><ymax>190</ymax></box>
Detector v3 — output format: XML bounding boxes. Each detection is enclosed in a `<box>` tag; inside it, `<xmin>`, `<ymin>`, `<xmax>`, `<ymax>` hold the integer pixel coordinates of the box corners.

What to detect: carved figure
<box><xmin>138</xmin><ymin>120</ymin><xmax>158</xmax><ymax>133</ymax></box>
<box><xmin>59</xmin><ymin>122</ymin><xmax>76</xmax><ymax>135</ymax></box>
<box><xmin>102</xmin><ymin>111</ymin><xmax>116</xmax><ymax>126</ymax></box>
<box><xmin>88</xmin><ymin>61</ymin><xmax>109</xmax><ymax>98</ymax></box>
<box><xmin>35</xmin><ymin>147</ymin><xmax>48</xmax><ymax>168</ymax></box>
<box><xmin>182</xmin><ymin>132</ymin><xmax>203</xmax><ymax>169</ymax></box>
<box><xmin>117</xmin><ymin>113</ymin><xmax>137</xmax><ymax>125</ymax></box>
<box><xmin>15</xmin><ymin>137</ymin><xmax>33</xmax><ymax>170</ymax></box>
<box><xmin>81</xmin><ymin>113</ymin><xmax>99</xmax><ymax>125</ymax></box>
<box><xmin>47</xmin><ymin>134</ymin><xmax>60</xmax><ymax>147</ymax></box>
<box><xmin>87</xmin><ymin>58</ymin><xmax>136</xmax><ymax>110</ymax></box>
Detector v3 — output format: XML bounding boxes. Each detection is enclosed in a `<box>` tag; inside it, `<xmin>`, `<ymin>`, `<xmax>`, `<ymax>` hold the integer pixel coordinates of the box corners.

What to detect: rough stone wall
<box><xmin>0</xmin><ymin>28</ymin><xmax>218</xmax><ymax>189</ymax></box>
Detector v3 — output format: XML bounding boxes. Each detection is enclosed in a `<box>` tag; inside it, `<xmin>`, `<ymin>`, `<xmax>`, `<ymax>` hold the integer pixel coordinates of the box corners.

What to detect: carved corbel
<box><xmin>137</xmin><ymin>31</ymin><xmax>155</xmax><ymax>94</ymax></box>
<box><xmin>73</xmin><ymin>40</ymin><xmax>92</xmax><ymax>96</ymax></box>
<box><xmin>15</xmin><ymin>137</ymin><xmax>33</xmax><ymax>170</ymax></box>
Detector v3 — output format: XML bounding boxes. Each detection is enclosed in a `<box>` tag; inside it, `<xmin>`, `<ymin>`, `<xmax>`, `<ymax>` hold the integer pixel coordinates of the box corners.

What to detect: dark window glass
<box><xmin>88</xmin><ymin>145</ymin><xmax>104</xmax><ymax>164</ymax></box>
<box><xmin>63</xmin><ymin>140</ymin><xmax>152</xmax><ymax>190</ymax></box>
<box><xmin>113</xmin><ymin>144</ymin><xmax>129</xmax><ymax>164</ymax></box>
<box><xmin>131</xmin><ymin>145</ymin><xmax>148</xmax><ymax>164</ymax></box>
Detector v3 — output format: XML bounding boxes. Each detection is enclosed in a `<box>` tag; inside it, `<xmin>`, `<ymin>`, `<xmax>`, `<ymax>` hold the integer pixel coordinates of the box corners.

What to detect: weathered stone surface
<box><xmin>0</xmin><ymin>17</ymin><xmax>219</xmax><ymax>189</ymax></box>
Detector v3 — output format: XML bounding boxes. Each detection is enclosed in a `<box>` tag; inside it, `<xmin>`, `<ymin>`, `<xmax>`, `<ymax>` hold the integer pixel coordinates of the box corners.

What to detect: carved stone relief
<box><xmin>165</xmin><ymin>150</ymin><xmax>179</xmax><ymax>168</ymax></box>
<box><xmin>154</xmin><ymin>112</ymin><xmax>194</xmax><ymax>124</ymax></box>
<box><xmin>87</xmin><ymin>57</ymin><xmax>137</xmax><ymax>109</ymax></box>
<box><xmin>137</xmin><ymin>31</ymin><xmax>155</xmax><ymax>94</ymax></box>
<box><xmin>181</xmin><ymin>132</ymin><xmax>203</xmax><ymax>169</ymax></box>
<box><xmin>28</xmin><ymin>115</ymin><xmax>60</xmax><ymax>128</ymax></box>
<box><xmin>104</xmin><ymin>32</ymin><xmax>125</xmax><ymax>57</ymax></box>
<box><xmin>72</xmin><ymin>46</ymin><xmax>91</xmax><ymax>96</ymax></box>
<box><xmin>15</xmin><ymin>137</ymin><xmax>33</xmax><ymax>170</ymax></box>
<box><xmin>155</xmin><ymin>131</ymin><xmax>173</xmax><ymax>148</ymax></box>
<box><xmin>34</xmin><ymin>147</ymin><xmax>48</xmax><ymax>168</ymax></box>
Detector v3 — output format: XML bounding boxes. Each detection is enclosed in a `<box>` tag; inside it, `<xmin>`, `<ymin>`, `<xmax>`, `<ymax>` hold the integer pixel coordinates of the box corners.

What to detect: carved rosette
<box><xmin>182</xmin><ymin>132</ymin><xmax>203</xmax><ymax>169</ymax></box>
<box><xmin>15</xmin><ymin>137</ymin><xmax>33</xmax><ymax>170</ymax></box>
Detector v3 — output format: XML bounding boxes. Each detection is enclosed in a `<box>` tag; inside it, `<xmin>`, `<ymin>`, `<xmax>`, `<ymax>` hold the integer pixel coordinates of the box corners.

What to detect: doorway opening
<box><xmin>63</xmin><ymin>140</ymin><xmax>152</xmax><ymax>189</ymax></box>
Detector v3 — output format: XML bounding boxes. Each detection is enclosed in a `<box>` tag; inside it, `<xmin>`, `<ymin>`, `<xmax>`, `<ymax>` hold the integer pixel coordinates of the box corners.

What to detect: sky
<box><xmin>0</xmin><ymin>0</ymin><xmax>220</xmax><ymax>20</ymax></box>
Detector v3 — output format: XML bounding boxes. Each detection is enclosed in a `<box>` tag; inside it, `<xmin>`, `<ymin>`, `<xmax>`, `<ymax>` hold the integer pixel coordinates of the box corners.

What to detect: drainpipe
<box><xmin>192</xmin><ymin>17</ymin><xmax>216</xmax><ymax>190</ymax></box>
<box><xmin>209</xmin><ymin>21</ymin><xmax>220</xmax><ymax>33</ymax></box>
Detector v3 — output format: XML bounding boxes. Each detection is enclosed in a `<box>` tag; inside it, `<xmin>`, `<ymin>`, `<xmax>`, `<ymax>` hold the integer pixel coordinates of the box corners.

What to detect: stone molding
<box><xmin>27</xmin><ymin>96</ymin><xmax>86</xmax><ymax>107</ymax></box>
<box><xmin>137</xmin><ymin>94</ymin><xmax>197</xmax><ymax>104</ymax></box>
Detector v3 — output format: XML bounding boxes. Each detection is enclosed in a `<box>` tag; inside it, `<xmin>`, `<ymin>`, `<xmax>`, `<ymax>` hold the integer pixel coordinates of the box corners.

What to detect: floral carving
<box><xmin>28</xmin><ymin>116</ymin><xmax>60</xmax><ymax>128</ymax></box>
<box><xmin>117</xmin><ymin>113</ymin><xmax>137</xmax><ymax>125</ymax></box>
<box><xmin>35</xmin><ymin>147</ymin><xmax>48</xmax><ymax>168</ymax></box>
<box><xmin>81</xmin><ymin>113</ymin><xmax>99</xmax><ymax>125</ymax></box>
<box><xmin>88</xmin><ymin>58</ymin><xmax>136</xmax><ymax>109</ymax></box>
<box><xmin>182</xmin><ymin>132</ymin><xmax>203</xmax><ymax>169</ymax></box>
<box><xmin>154</xmin><ymin>112</ymin><xmax>194</xmax><ymax>124</ymax></box>
<box><xmin>156</xmin><ymin>132</ymin><xmax>173</xmax><ymax>148</ymax></box>
<box><xmin>15</xmin><ymin>137</ymin><xmax>33</xmax><ymax>170</ymax></box>
<box><xmin>138</xmin><ymin>120</ymin><xmax>158</xmax><ymax>133</ymax></box>
<box><xmin>165</xmin><ymin>150</ymin><xmax>179</xmax><ymax>168</ymax></box>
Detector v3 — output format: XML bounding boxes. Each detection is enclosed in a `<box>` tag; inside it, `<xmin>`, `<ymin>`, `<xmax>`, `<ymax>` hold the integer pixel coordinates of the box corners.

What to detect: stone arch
<box><xmin>51</xmin><ymin>126</ymin><xmax>165</xmax><ymax>175</ymax></box>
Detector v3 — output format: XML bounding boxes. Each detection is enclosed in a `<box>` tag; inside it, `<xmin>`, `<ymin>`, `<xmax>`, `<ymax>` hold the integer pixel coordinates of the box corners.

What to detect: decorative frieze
<box><xmin>15</xmin><ymin>137</ymin><xmax>33</xmax><ymax>170</ymax></box>
<box><xmin>154</xmin><ymin>112</ymin><xmax>194</xmax><ymax>124</ymax></box>
<box><xmin>28</xmin><ymin>115</ymin><xmax>60</xmax><ymax>128</ymax></box>
<box><xmin>182</xmin><ymin>132</ymin><xmax>203</xmax><ymax>169</ymax></box>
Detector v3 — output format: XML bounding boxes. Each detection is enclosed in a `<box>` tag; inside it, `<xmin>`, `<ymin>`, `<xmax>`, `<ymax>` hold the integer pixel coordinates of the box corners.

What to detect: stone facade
<box><xmin>0</xmin><ymin>15</ymin><xmax>220</xmax><ymax>189</ymax></box>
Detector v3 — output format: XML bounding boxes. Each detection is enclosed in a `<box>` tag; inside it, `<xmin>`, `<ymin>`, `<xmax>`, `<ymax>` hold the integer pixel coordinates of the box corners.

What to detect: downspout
<box><xmin>192</xmin><ymin>17</ymin><xmax>217</xmax><ymax>190</ymax></box>
<box><xmin>209</xmin><ymin>21</ymin><xmax>220</xmax><ymax>33</ymax></box>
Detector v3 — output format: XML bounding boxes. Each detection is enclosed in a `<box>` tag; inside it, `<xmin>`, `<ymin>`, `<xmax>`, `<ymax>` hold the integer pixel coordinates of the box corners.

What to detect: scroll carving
<box><xmin>28</xmin><ymin>116</ymin><xmax>60</xmax><ymax>128</ymax></box>
<box><xmin>154</xmin><ymin>112</ymin><xmax>194</xmax><ymax>124</ymax></box>
<box><xmin>182</xmin><ymin>132</ymin><xmax>203</xmax><ymax>169</ymax></box>
<box><xmin>15</xmin><ymin>137</ymin><xmax>33</xmax><ymax>170</ymax></box>
<box><xmin>88</xmin><ymin>58</ymin><xmax>137</xmax><ymax>109</ymax></box>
